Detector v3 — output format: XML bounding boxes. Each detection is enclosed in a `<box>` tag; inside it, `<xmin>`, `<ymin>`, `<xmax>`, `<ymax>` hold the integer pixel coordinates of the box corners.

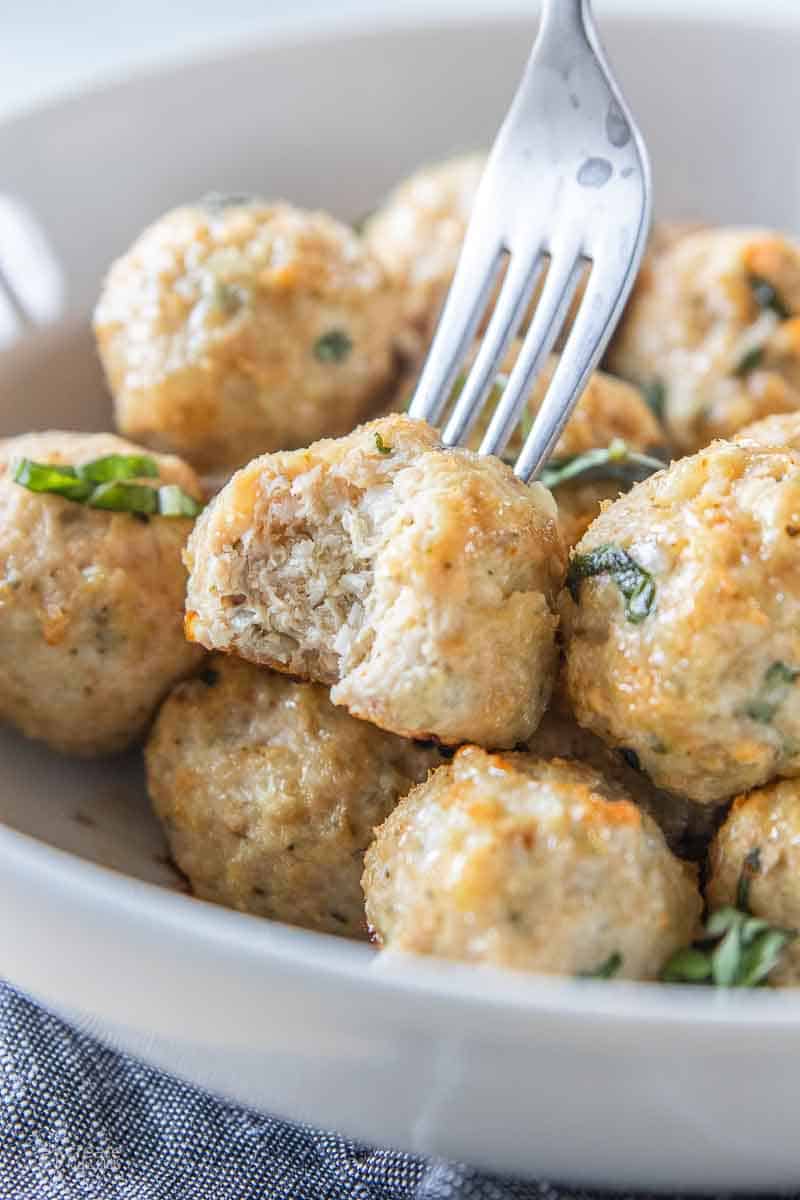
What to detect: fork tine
<box><xmin>407</xmin><ymin>234</ymin><xmax>505</xmax><ymax>426</ymax></box>
<box><xmin>478</xmin><ymin>246</ymin><xmax>586</xmax><ymax>461</ymax></box>
<box><xmin>513</xmin><ymin>254</ymin><xmax>632</xmax><ymax>482</ymax></box>
<box><xmin>441</xmin><ymin>248</ymin><xmax>546</xmax><ymax>448</ymax></box>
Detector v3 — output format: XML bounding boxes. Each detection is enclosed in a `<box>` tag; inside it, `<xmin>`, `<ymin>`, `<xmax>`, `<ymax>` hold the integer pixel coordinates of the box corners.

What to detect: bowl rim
<box><xmin>4</xmin><ymin>3</ymin><xmax>800</xmax><ymax>1030</ymax></box>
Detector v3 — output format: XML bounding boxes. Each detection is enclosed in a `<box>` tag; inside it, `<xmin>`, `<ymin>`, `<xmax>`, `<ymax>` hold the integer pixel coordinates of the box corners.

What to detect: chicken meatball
<box><xmin>185</xmin><ymin>414</ymin><xmax>566</xmax><ymax>748</ymax></box>
<box><xmin>608</xmin><ymin>228</ymin><xmax>800</xmax><ymax>453</ymax></box>
<box><xmin>0</xmin><ymin>431</ymin><xmax>204</xmax><ymax>755</ymax></box>
<box><xmin>147</xmin><ymin>655</ymin><xmax>440</xmax><ymax>938</ymax></box>
<box><xmin>363</xmin><ymin>154</ymin><xmax>486</xmax><ymax>340</ymax></box>
<box><xmin>362</xmin><ymin>745</ymin><xmax>701</xmax><ymax>978</ymax></box>
<box><xmin>707</xmin><ymin>780</ymin><xmax>800</xmax><ymax>986</ymax></box>
<box><xmin>525</xmin><ymin>686</ymin><xmax>715</xmax><ymax>858</ymax></box>
<box><xmin>563</xmin><ymin>439</ymin><xmax>800</xmax><ymax>804</ymax></box>
<box><xmin>94</xmin><ymin>199</ymin><xmax>404</xmax><ymax>473</ymax></box>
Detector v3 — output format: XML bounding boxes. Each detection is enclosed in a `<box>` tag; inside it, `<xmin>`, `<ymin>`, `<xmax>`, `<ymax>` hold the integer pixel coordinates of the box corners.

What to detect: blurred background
<box><xmin>0</xmin><ymin>0</ymin><xmax>778</xmax><ymax>119</ymax></box>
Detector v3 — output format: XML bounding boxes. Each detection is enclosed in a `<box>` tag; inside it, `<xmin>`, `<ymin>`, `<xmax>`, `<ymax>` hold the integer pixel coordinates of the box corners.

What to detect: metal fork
<box><xmin>407</xmin><ymin>0</ymin><xmax>651</xmax><ymax>482</ymax></box>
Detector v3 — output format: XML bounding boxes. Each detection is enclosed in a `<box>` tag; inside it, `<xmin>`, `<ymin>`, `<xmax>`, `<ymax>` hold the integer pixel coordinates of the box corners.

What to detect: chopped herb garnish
<box><xmin>374</xmin><ymin>432</ymin><xmax>392</xmax><ymax>456</ymax></box>
<box><xmin>661</xmin><ymin>850</ymin><xmax>796</xmax><ymax>988</ymax></box>
<box><xmin>737</xmin><ymin>847</ymin><xmax>762</xmax><ymax>911</ymax></box>
<box><xmin>567</xmin><ymin>544</ymin><xmax>656</xmax><ymax>623</ymax></box>
<box><xmin>640</xmin><ymin>379</ymin><xmax>666</xmax><ymax>423</ymax></box>
<box><xmin>579</xmin><ymin>952</ymin><xmax>623</xmax><ymax>980</ymax></box>
<box><xmin>14</xmin><ymin>457</ymin><xmax>202</xmax><ymax>518</ymax></box>
<box><xmin>745</xmin><ymin>661</ymin><xmax>800</xmax><ymax>724</ymax></box>
<box><xmin>87</xmin><ymin>481</ymin><xmax>159</xmax><ymax>516</ymax></box>
<box><xmin>618</xmin><ymin>747</ymin><xmax>641</xmax><ymax>772</ymax></box>
<box><xmin>733</xmin><ymin>346</ymin><xmax>765</xmax><ymax>378</ymax></box>
<box><xmin>76</xmin><ymin>453</ymin><xmax>159</xmax><ymax>483</ymax></box>
<box><xmin>158</xmin><ymin>485</ymin><xmax>204</xmax><ymax>518</ymax></box>
<box><xmin>314</xmin><ymin>329</ymin><xmax>353</xmax><ymax>363</ymax></box>
<box><xmin>540</xmin><ymin>439</ymin><xmax>664</xmax><ymax>491</ymax></box>
<box><xmin>749</xmin><ymin>274</ymin><xmax>791</xmax><ymax>321</ymax></box>
<box><xmin>13</xmin><ymin>459</ymin><xmax>93</xmax><ymax>502</ymax></box>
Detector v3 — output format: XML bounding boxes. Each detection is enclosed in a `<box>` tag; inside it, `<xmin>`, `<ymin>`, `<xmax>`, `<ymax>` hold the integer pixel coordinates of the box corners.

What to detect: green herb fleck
<box><xmin>745</xmin><ymin>661</ymin><xmax>800</xmax><ymax>724</ymax></box>
<box><xmin>76</xmin><ymin>453</ymin><xmax>159</xmax><ymax>483</ymax></box>
<box><xmin>374</xmin><ymin>432</ymin><xmax>392</xmax><ymax>456</ymax></box>
<box><xmin>567</xmin><ymin>544</ymin><xmax>655</xmax><ymax>623</ymax></box>
<box><xmin>14</xmin><ymin>457</ymin><xmax>202</xmax><ymax>519</ymax></box>
<box><xmin>733</xmin><ymin>346</ymin><xmax>765</xmax><ymax>378</ymax></box>
<box><xmin>158</xmin><ymin>485</ymin><xmax>204</xmax><ymax>518</ymax></box>
<box><xmin>661</xmin><ymin>852</ymin><xmax>795</xmax><ymax>988</ymax></box>
<box><xmin>87</xmin><ymin>481</ymin><xmax>159</xmax><ymax>516</ymax></box>
<box><xmin>314</xmin><ymin>330</ymin><xmax>353</xmax><ymax>363</ymax></box>
<box><xmin>640</xmin><ymin>379</ymin><xmax>666</xmax><ymax>422</ymax></box>
<box><xmin>209</xmin><ymin>281</ymin><xmax>248</xmax><ymax>316</ymax></box>
<box><xmin>13</xmin><ymin>459</ymin><xmax>93</xmax><ymax>502</ymax></box>
<box><xmin>749</xmin><ymin>274</ymin><xmax>791</xmax><ymax>321</ymax></box>
<box><xmin>737</xmin><ymin>847</ymin><xmax>762</xmax><ymax>911</ymax></box>
<box><xmin>540</xmin><ymin>439</ymin><xmax>664</xmax><ymax>491</ymax></box>
<box><xmin>579</xmin><ymin>952</ymin><xmax>623</xmax><ymax>980</ymax></box>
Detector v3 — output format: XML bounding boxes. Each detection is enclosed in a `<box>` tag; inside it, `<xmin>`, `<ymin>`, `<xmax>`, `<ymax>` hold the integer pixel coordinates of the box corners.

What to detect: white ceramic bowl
<box><xmin>2</xmin><ymin>7</ymin><xmax>800</xmax><ymax>1191</ymax></box>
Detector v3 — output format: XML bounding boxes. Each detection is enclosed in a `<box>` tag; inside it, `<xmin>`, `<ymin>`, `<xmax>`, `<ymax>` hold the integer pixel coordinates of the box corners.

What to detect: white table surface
<box><xmin>0</xmin><ymin>0</ymin><xmax>787</xmax><ymax>122</ymax></box>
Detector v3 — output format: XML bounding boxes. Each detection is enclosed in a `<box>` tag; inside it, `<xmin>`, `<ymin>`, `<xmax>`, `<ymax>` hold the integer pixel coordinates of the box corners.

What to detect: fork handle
<box><xmin>539</xmin><ymin>0</ymin><xmax>592</xmax><ymax>38</ymax></box>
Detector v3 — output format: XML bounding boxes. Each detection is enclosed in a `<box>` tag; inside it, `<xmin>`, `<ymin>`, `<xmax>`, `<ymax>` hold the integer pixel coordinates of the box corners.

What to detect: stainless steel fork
<box><xmin>407</xmin><ymin>0</ymin><xmax>651</xmax><ymax>482</ymax></box>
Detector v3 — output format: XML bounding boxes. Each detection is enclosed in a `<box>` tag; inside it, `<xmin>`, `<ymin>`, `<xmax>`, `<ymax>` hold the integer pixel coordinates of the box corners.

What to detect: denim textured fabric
<box><xmin>0</xmin><ymin>981</ymin><xmax>736</xmax><ymax>1200</ymax></box>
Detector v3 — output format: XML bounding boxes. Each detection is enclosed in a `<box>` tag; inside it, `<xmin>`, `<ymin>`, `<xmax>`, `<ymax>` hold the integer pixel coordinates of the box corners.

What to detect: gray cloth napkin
<box><xmin>0</xmin><ymin>980</ymin><xmax>747</xmax><ymax>1199</ymax></box>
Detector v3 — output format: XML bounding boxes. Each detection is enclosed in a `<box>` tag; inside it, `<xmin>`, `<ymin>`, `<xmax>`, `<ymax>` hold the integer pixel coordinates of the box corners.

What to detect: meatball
<box><xmin>147</xmin><ymin>655</ymin><xmax>440</xmax><ymax>938</ymax></box>
<box><xmin>94</xmin><ymin>199</ymin><xmax>404</xmax><ymax>473</ymax></box>
<box><xmin>185</xmin><ymin>414</ymin><xmax>566</xmax><ymax>748</ymax></box>
<box><xmin>563</xmin><ymin>439</ymin><xmax>800</xmax><ymax>804</ymax></box>
<box><xmin>478</xmin><ymin>351</ymin><xmax>665</xmax><ymax>547</ymax></box>
<box><xmin>525</xmin><ymin>686</ymin><xmax>715</xmax><ymax>858</ymax></box>
<box><xmin>362</xmin><ymin>745</ymin><xmax>701</xmax><ymax>979</ymax></box>
<box><xmin>707</xmin><ymin>781</ymin><xmax>800</xmax><ymax>985</ymax></box>
<box><xmin>608</xmin><ymin>228</ymin><xmax>800</xmax><ymax>453</ymax></box>
<box><xmin>364</xmin><ymin>154</ymin><xmax>487</xmax><ymax>340</ymax></box>
<box><xmin>0</xmin><ymin>431</ymin><xmax>204</xmax><ymax>755</ymax></box>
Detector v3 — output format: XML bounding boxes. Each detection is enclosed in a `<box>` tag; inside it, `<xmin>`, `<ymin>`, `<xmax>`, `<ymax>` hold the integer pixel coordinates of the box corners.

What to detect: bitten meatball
<box><xmin>364</xmin><ymin>154</ymin><xmax>487</xmax><ymax>340</ymax></box>
<box><xmin>608</xmin><ymin>228</ymin><xmax>800</xmax><ymax>453</ymax></box>
<box><xmin>0</xmin><ymin>431</ymin><xmax>204</xmax><ymax>755</ymax></box>
<box><xmin>563</xmin><ymin>439</ymin><xmax>800</xmax><ymax>804</ymax></box>
<box><xmin>362</xmin><ymin>746</ymin><xmax>701</xmax><ymax>979</ymax></box>
<box><xmin>147</xmin><ymin>656</ymin><xmax>440</xmax><ymax>938</ymax></box>
<box><xmin>707</xmin><ymin>780</ymin><xmax>800</xmax><ymax>986</ymax></box>
<box><xmin>185</xmin><ymin>414</ymin><xmax>566</xmax><ymax>748</ymax></box>
<box><xmin>94</xmin><ymin>199</ymin><xmax>404</xmax><ymax>473</ymax></box>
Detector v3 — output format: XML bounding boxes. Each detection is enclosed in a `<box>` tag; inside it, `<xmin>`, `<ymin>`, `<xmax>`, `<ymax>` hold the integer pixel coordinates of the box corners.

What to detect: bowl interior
<box><xmin>0</xmin><ymin>8</ymin><xmax>799</xmax><ymax>886</ymax></box>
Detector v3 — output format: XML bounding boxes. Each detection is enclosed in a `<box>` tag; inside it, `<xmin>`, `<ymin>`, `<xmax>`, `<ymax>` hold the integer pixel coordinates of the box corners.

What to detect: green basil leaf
<box><xmin>87</xmin><ymin>481</ymin><xmax>159</xmax><ymax>515</ymax></box>
<box><xmin>158</xmin><ymin>485</ymin><xmax>204</xmax><ymax>517</ymax></box>
<box><xmin>540</xmin><ymin>439</ymin><xmax>664</xmax><ymax>491</ymax></box>
<box><xmin>566</xmin><ymin>544</ymin><xmax>656</xmax><ymax>623</ymax></box>
<box><xmin>13</xmin><ymin>458</ymin><xmax>94</xmax><ymax>501</ymax></box>
<box><xmin>745</xmin><ymin>662</ymin><xmax>800</xmax><ymax>724</ymax></box>
<box><xmin>314</xmin><ymin>330</ymin><xmax>353</xmax><ymax>363</ymax></box>
<box><xmin>661</xmin><ymin>947</ymin><xmax>713</xmax><ymax>984</ymax></box>
<box><xmin>76</xmin><ymin>453</ymin><xmax>159</xmax><ymax>483</ymax></box>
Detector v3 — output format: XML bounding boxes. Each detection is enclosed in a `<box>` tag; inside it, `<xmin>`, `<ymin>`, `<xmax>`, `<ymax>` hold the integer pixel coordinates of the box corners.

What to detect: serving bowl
<box><xmin>2</xmin><ymin>6</ymin><xmax>800</xmax><ymax>1190</ymax></box>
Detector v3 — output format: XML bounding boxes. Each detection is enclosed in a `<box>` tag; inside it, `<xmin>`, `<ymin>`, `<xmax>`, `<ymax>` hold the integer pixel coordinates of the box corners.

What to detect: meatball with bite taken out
<box><xmin>184</xmin><ymin>414</ymin><xmax>566</xmax><ymax>749</ymax></box>
<box><xmin>147</xmin><ymin>655</ymin><xmax>441</xmax><ymax>938</ymax></box>
<box><xmin>362</xmin><ymin>745</ymin><xmax>701</xmax><ymax>979</ymax></box>
<box><xmin>562</xmin><ymin>438</ymin><xmax>800</xmax><ymax>804</ymax></box>
<box><xmin>94</xmin><ymin>199</ymin><xmax>405</xmax><ymax>474</ymax></box>
<box><xmin>0</xmin><ymin>431</ymin><xmax>205</xmax><ymax>755</ymax></box>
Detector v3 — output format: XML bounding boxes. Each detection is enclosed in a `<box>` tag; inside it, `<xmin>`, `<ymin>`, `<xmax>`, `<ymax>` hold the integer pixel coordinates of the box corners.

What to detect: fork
<box><xmin>407</xmin><ymin>0</ymin><xmax>651</xmax><ymax>482</ymax></box>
